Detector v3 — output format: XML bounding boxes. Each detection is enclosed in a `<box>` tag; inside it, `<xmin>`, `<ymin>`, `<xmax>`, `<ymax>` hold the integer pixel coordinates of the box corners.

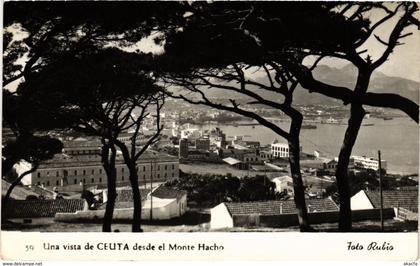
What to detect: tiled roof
<box><xmin>98</xmin><ymin>187</ymin><xmax>151</xmax><ymax>210</ymax></box>
<box><xmin>224</xmin><ymin>198</ymin><xmax>339</xmax><ymax>216</ymax></box>
<box><xmin>38</xmin><ymin>150</ymin><xmax>178</xmax><ymax>169</ymax></box>
<box><xmin>2</xmin><ymin>180</ymin><xmax>39</xmax><ymax>200</ymax></box>
<box><xmin>365</xmin><ymin>190</ymin><xmax>418</xmax><ymax>212</ymax></box>
<box><xmin>222</xmin><ymin>148</ymin><xmax>254</xmax><ymax>155</ymax></box>
<box><xmin>115</xmin><ymin>188</ymin><xmax>151</xmax><ymax>202</ymax></box>
<box><xmin>4</xmin><ymin>199</ymin><xmax>86</xmax><ymax>218</ymax></box>
<box><xmin>223</xmin><ymin>157</ymin><xmax>242</xmax><ymax>165</ymax></box>
<box><xmin>151</xmin><ymin>186</ymin><xmax>187</xmax><ymax>201</ymax></box>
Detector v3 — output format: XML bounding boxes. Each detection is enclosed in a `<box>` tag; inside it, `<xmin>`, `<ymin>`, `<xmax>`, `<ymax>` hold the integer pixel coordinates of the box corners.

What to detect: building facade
<box><xmin>178</xmin><ymin>138</ymin><xmax>189</xmax><ymax>158</ymax></box>
<box><xmin>259</xmin><ymin>150</ymin><xmax>273</xmax><ymax>161</ymax></box>
<box><xmin>271</xmin><ymin>142</ymin><xmax>290</xmax><ymax>158</ymax></box>
<box><xmin>24</xmin><ymin>140</ymin><xmax>180</xmax><ymax>189</ymax></box>
<box><xmin>195</xmin><ymin>138</ymin><xmax>210</xmax><ymax>151</ymax></box>
<box><xmin>221</xmin><ymin>148</ymin><xmax>260</xmax><ymax>164</ymax></box>
<box><xmin>351</xmin><ymin>156</ymin><xmax>387</xmax><ymax>171</ymax></box>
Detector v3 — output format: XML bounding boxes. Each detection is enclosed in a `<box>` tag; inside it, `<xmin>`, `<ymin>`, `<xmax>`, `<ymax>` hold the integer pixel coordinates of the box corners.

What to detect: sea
<box><xmin>199</xmin><ymin>117</ymin><xmax>419</xmax><ymax>175</ymax></box>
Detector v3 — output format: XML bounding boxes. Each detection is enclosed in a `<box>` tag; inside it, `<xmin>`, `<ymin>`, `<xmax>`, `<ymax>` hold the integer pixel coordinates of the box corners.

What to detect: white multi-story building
<box><xmin>351</xmin><ymin>156</ymin><xmax>387</xmax><ymax>171</ymax></box>
<box><xmin>271</xmin><ymin>140</ymin><xmax>302</xmax><ymax>158</ymax></box>
<box><xmin>271</xmin><ymin>142</ymin><xmax>290</xmax><ymax>158</ymax></box>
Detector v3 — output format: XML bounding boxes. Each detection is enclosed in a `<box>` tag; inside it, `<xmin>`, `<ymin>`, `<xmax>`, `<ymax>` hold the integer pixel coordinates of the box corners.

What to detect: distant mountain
<box><xmin>173</xmin><ymin>64</ymin><xmax>419</xmax><ymax>106</ymax></box>
<box><xmin>254</xmin><ymin>64</ymin><xmax>419</xmax><ymax>106</ymax></box>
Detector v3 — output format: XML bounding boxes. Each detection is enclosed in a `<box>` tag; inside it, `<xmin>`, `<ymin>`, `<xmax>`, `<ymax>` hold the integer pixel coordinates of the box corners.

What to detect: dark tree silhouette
<box><xmin>17</xmin><ymin>49</ymin><xmax>163</xmax><ymax>232</ymax></box>
<box><xmin>3</xmin><ymin>1</ymin><xmax>184</xmax><ymax>232</ymax></box>
<box><xmin>3</xmin><ymin>1</ymin><xmax>418</xmax><ymax>233</ymax></box>
<box><xmin>160</xmin><ymin>1</ymin><xmax>419</xmax><ymax>232</ymax></box>
<box><xmin>113</xmin><ymin>93</ymin><xmax>164</xmax><ymax>232</ymax></box>
<box><xmin>2</xmin><ymin>89</ymin><xmax>64</xmax><ymax>221</ymax></box>
<box><xmin>3</xmin><ymin>1</ymin><xmax>185</xmax><ymax>87</ymax></box>
<box><xmin>158</xmin><ymin>2</ymin><xmax>365</xmax><ymax>231</ymax></box>
<box><xmin>2</xmin><ymin>135</ymin><xmax>63</xmax><ymax>220</ymax></box>
<box><xmin>275</xmin><ymin>3</ymin><xmax>419</xmax><ymax>231</ymax></box>
<box><xmin>162</xmin><ymin>65</ymin><xmax>314</xmax><ymax>231</ymax></box>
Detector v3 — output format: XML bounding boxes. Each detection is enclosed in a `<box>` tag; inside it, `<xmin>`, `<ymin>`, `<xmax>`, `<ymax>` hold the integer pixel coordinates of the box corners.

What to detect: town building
<box><xmin>180</xmin><ymin>128</ymin><xmax>201</xmax><ymax>140</ymax></box>
<box><xmin>195</xmin><ymin>138</ymin><xmax>210</xmax><ymax>151</ymax></box>
<box><xmin>56</xmin><ymin>185</ymin><xmax>187</xmax><ymax>222</ymax></box>
<box><xmin>142</xmin><ymin>185</ymin><xmax>188</xmax><ymax>220</ymax></box>
<box><xmin>231</xmin><ymin>136</ymin><xmax>260</xmax><ymax>149</ymax></box>
<box><xmin>351</xmin><ymin>189</ymin><xmax>417</xmax><ymax>221</ymax></box>
<box><xmin>271</xmin><ymin>176</ymin><xmax>295</xmax><ymax>195</ymax></box>
<box><xmin>183</xmin><ymin>150</ymin><xmax>221</xmax><ymax>162</ymax></box>
<box><xmin>222</xmin><ymin>157</ymin><xmax>248</xmax><ymax>170</ymax></box>
<box><xmin>210</xmin><ymin>198</ymin><xmax>339</xmax><ymax>229</ymax></box>
<box><xmin>258</xmin><ymin>150</ymin><xmax>273</xmax><ymax>161</ymax></box>
<box><xmin>270</xmin><ymin>140</ymin><xmax>302</xmax><ymax>158</ymax></box>
<box><xmin>351</xmin><ymin>156</ymin><xmax>387</xmax><ymax>171</ymax></box>
<box><xmin>206</xmin><ymin>127</ymin><xmax>226</xmax><ymax>148</ymax></box>
<box><xmin>271</xmin><ymin>142</ymin><xmax>290</xmax><ymax>158</ymax></box>
<box><xmin>351</xmin><ymin>189</ymin><xmax>417</xmax><ymax>212</ymax></box>
<box><xmin>4</xmin><ymin>199</ymin><xmax>88</xmax><ymax>224</ymax></box>
<box><xmin>18</xmin><ymin>140</ymin><xmax>180</xmax><ymax>190</ymax></box>
<box><xmin>220</xmin><ymin>148</ymin><xmax>261</xmax><ymax>164</ymax></box>
<box><xmin>321</xmin><ymin>158</ymin><xmax>339</xmax><ymax>174</ymax></box>
<box><xmin>178</xmin><ymin>138</ymin><xmax>189</xmax><ymax>158</ymax></box>
<box><xmin>2</xmin><ymin>180</ymin><xmax>53</xmax><ymax>200</ymax></box>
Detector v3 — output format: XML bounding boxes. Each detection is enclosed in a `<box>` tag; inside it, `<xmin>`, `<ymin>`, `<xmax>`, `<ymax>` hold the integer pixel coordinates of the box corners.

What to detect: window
<box><xmin>47</xmin><ymin>181</ymin><xmax>50</xmax><ymax>186</ymax></box>
<box><xmin>74</xmin><ymin>179</ymin><xmax>77</xmax><ymax>185</ymax></box>
<box><xmin>74</xmin><ymin>170</ymin><xmax>77</xmax><ymax>175</ymax></box>
<box><xmin>92</xmin><ymin>169</ymin><xmax>94</xmax><ymax>174</ymax></box>
<box><xmin>47</xmin><ymin>171</ymin><xmax>49</xmax><ymax>176</ymax></box>
<box><xmin>164</xmin><ymin>173</ymin><xmax>167</xmax><ymax>179</ymax></box>
<box><xmin>83</xmin><ymin>170</ymin><xmax>86</xmax><ymax>175</ymax></box>
<box><xmin>158</xmin><ymin>165</ymin><xmax>160</xmax><ymax>171</ymax></box>
<box><xmin>165</xmin><ymin>165</ymin><xmax>167</xmax><ymax>170</ymax></box>
<box><xmin>143</xmin><ymin>166</ymin><xmax>146</xmax><ymax>171</ymax></box>
<box><xmin>91</xmin><ymin>178</ymin><xmax>94</xmax><ymax>183</ymax></box>
<box><xmin>144</xmin><ymin>175</ymin><xmax>146</xmax><ymax>180</ymax></box>
<box><xmin>99</xmin><ymin>178</ymin><xmax>102</xmax><ymax>183</ymax></box>
<box><xmin>56</xmin><ymin>180</ymin><xmax>59</xmax><ymax>186</ymax></box>
<box><xmin>122</xmin><ymin>168</ymin><xmax>124</xmax><ymax>173</ymax></box>
<box><xmin>172</xmin><ymin>164</ymin><xmax>175</xmax><ymax>170</ymax></box>
<box><xmin>38</xmin><ymin>173</ymin><xmax>41</xmax><ymax>178</ymax></box>
<box><xmin>83</xmin><ymin>178</ymin><xmax>86</xmax><ymax>183</ymax></box>
<box><xmin>99</xmin><ymin>169</ymin><xmax>102</xmax><ymax>174</ymax></box>
<box><xmin>56</xmin><ymin>171</ymin><xmax>59</xmax><ymax>177</ymax></box>
<box><xmin>157</xmin><ymin>174</ymin><xmax>160</xmax><ymax>179</ymax></box>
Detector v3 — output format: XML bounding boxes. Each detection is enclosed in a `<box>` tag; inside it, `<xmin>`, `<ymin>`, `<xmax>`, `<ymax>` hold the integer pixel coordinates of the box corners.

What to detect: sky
<box><xmin>300</xmin><ymin>4</ymin><xmax>419</xmax><ymax>82</ymax></box>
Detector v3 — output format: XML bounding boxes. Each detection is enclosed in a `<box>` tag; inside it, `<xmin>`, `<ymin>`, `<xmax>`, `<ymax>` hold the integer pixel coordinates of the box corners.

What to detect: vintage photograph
<box><xmin>2</xmin><ymin>1</ymin><xmax>419</xmax><ymax>235</ymax></box>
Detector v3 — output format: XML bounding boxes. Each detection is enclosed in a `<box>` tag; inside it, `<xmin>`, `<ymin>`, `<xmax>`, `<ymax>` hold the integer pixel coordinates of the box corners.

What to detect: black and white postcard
<box><xmin>1</xmin><ymin>1</ymin><xmax>419</xmax><ymax>262</ymax></box>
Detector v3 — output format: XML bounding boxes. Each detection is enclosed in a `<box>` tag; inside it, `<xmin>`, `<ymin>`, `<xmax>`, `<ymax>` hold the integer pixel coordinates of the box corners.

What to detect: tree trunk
<box><xmin>2</xmin><ymin>163</ymin><xmax>39</xmax><ymax>221</ymax></box>
<box><xmin>287</xmin><ymin>114</ymin><xmax>312</xmax><ymax>232</ymax></box>
<box><xmin>114</xmin><ymin>141</ymin><xmax>143</xmax><ymax>232</ymax></box>
<box><xmin>101</xmin><ymin>142</ymin><xmax>117</xmax><ymax>232</ymax></box>
<box><xmin>128</xmin><ymin>162</ymin><xmax>143</xmax><ymax>232</ymax></box>
<box><xmin>335</xmin><ymin>69</ymin><xmax>370</xmax><ymax>231</ymax></box>
<box><xmin>335</xmin><ymin>104</ymin><xmax>365</xmax><ymax>231</ymax></box>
